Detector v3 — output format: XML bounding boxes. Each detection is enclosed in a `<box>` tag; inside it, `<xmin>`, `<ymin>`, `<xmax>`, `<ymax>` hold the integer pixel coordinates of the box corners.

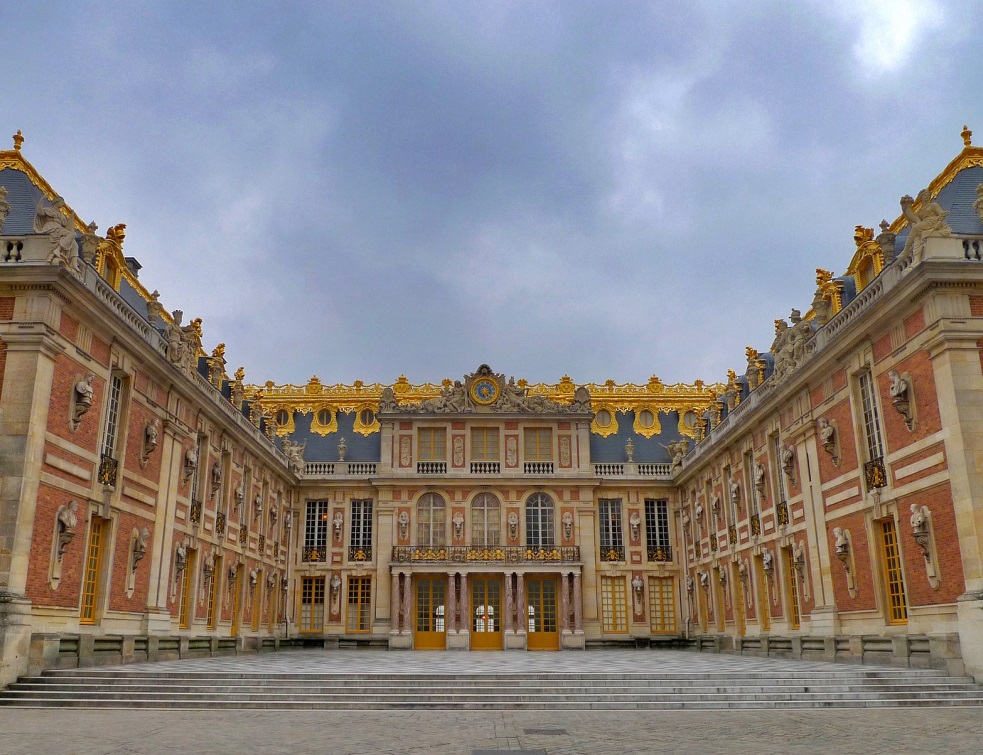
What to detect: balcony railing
<box><xmin>592</xmin><ymin>462</ymin><xmax>674</xmax><ymax>477</ymax></box>
<box><xmin>648</xmin><ymin>545</ymin><xmax>673</xmax><ymax>562</ymax></box>
<box><xmin>638</xmin><ymin>463</ymin><xmax>672</xmax><ymax>477</ymax></box>
<box><xmin>594</xmin><ymin>463</ymin><xmax>624</xmax><ymax>476</ymax></box>
<box><xmin>524</xmin><ymin>461</ymin><xmax>554</xmax><ymax>475</ymax></box>
<box><xmin>777</xmin><ymin>501</ymin><xmax>789</xmax><ymax>526</ymax></box>
<box><xmin>709</xmin><ymin>535</ymin><xmax>718</xmax><ymax>553</ymax></box>
<box><xmin>599</xmin><ymin>545</ymin><xmax>625</xmax><ymax>562</ymax></box>
<box><xmin>238</xmin><ymin>525</ymin><xmax>248</xmax><ymax>545</ymax></box>
<box><xmin>728</xmin><ymin>525</ymin><xmax>738</xmax><ymax>545</ymax></box>
<box><xmin>258</xmin><ymin>534</ymin><xmax>266</xmax><ymax>553</ymax></box>
<box><xmin>303</xmin><ymin>461</ymin><xmax>378</xmax><ymax>476</ymax></box>
<box><xmin>470</xmin><ymin>461</ymin><xmax>501</xmax><ymax>474</ymax></box>
<box><xmin>417</xmin><ymin>461</ymin><xmax>447</xmax><ymax>475</ymax></box>
<box><xmin>864</xmin><ymin>457</ymin><xmax>888</xmax><ymax>490</ymax></box>
<box><xmin>190</xmin><ymin>498</ymin><xmax>203</xmax><ymax>525</ymax></box>
<box><xmin>215</xmin><ymin>511</ymin><xmax>226</xmax><ymax>535</ymax></box>
<box><xmin>98</xmin><ymin>454</ymin><xmax>119</xmax><ymax>487</ymax></box>
<box><xmin>349</xmin><ymin>546</ymin><xmax>372</xmax><ymax>562</ymax></box>
<box><xmin>391</xmin><ymin>545</ymin><xmax>581</xmax><ymax>564</ymax></box>
<box><xmin>750</xmin><ymin>513</ymin><xmax>761</xmax><ymax>537</ymax></box>
<box><xmin>302</xmin><ymin>546</ymin><xmax>326</xmax><ymax>563</ymax></box>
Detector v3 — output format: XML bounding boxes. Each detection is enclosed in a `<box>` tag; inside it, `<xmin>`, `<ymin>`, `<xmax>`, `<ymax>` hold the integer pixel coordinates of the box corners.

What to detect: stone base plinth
<box><xmin>561</xmin><ymin>630</ymin><xmax>585</xmax><ymax>650</ymax></box>
<box><xmin>388</xmin><ymin>631</ymin><xmax>412</xmax><ymax>650</ymax></box>
<box><xmin>504</xmin><ymin>630</ymin><xmax>526</xmax><ymax>650</ymax></box>
<box><xmin>446</xmin><ymin>630</ymin><xmax>470</xmax><ymax>651</ymax></box>
<box><xmin>0</xmin><ymin>595</ymin><xmax>33</xmax><ymax>688</ymax></box>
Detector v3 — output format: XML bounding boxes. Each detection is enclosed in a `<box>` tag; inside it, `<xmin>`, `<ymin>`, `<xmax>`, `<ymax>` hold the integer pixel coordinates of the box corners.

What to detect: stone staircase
<box><xmin>3</xmin><ymin>661</ymin><xmax>983</xmax><ymax>709</ymax></box>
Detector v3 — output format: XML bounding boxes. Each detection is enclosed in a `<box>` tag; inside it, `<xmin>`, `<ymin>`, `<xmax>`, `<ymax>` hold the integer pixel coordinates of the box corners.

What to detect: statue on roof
<box><xmin>34</xmin><ymin>196</ymin><xmax>80</xmax><ymax>274</ymax></box>
<box><xmin>900</xmin><ymin>189</ymin><xmax>951</xmax><ymax>264</ymax></box>
<box><xmin>0</xmin><ymin>187</ymin><xmax>10</xmax><ymax>231</ymax></box>
<box><xmin>80</xmin><ymin>222</ymin><xmax>101</xmax><ymax>266</ymax></box>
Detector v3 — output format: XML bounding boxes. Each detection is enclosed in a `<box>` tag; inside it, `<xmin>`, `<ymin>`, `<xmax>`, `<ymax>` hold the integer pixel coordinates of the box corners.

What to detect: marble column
<box><xmin>516</xmin><ymin>572</ymin><xmax>526</xmax><ymax>634</ymax></box>
<box><xmin>573</xmin><ymin>572</ymin><xmax>583</xmax><ymax>631</ymax></box>
<box><xmin>560</xmin><ymin>573</ymin><xmax>570</xmax><ymax>631</ymax></box>
<box><xmin>446</xmin><ymin>573</ymin><xmax>457</xmax><ymax>633</ymax></box>
<box><xmin>390</xmin><ymin>572</ymin><xmax>401</xmax><ymax>632</ymax></box>
<box><xmin>504</xmin><ymin>572</ymin><xmax>514</xmax><ymax>632</ymax></box>
<box><xmin>402</xmin><ymin>572</ymin><xmax>413</xmax><ymax>634</ymax></box>
<box><xmin>458</xmin><ymin>572</ymin><xmax>468</xmax><ymax>632</ymax></box>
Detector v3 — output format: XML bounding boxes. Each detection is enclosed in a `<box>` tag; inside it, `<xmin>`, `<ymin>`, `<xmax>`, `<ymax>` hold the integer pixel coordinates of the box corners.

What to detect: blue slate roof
<box><xmin>589</xmin><ymin>410</ymin><xmax>686</xmax><ymax>463</ymax></box>
<box><xmin>0</xmin><ymin>168</ymin><xmax>45</xmax><ymax>235</ymax></box>
<box><xmin>279</xmin><ymin>410</ymin><xmax>381</xmax><ymax>462</ymax></box>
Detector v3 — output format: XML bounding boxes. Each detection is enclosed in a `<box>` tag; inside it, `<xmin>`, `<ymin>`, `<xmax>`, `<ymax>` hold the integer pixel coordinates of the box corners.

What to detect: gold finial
<box><xmin>211</xmin><ymin>343</ymin><xmax>226</xmax><ymax>359</ymax></box>
<box><xmin>816</xmin><ymin>268</ymin><xmax>833</xmax><ymax>287</ymax></box>
<box><xmin>853</xmin><ymin>225</ymin><xmax>873</xmax><ymax>247</ymax></box>
<box><xmin>12</xmin><ymin>130</ymin><xmax>24</xmax><ymax>151</ymax></box>
<box><xmin>962</xmin><ymin>125</ymin><xmax>973</xmax><ymax>147</ymax></box>
<box><xmin>745</xmin><ymin>346</ymin><xmax>759</xmax><ymax>360</ymax></box>
<box><xmin>234</xmin><ymin>366</ymin><xmax>245</xmax><ymax>382</ymax></box>
<box><xmin>106</xmin><ymin>223</ymin><xmax>127</xmax><ymax>246</ymax></box>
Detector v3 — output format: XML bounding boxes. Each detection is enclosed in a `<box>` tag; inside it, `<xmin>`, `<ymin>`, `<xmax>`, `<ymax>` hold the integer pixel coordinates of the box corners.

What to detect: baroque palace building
<box><xmin>2</xmin><ymin>127</ymin><xmax>983</xmax><ymax>688</ymax></box>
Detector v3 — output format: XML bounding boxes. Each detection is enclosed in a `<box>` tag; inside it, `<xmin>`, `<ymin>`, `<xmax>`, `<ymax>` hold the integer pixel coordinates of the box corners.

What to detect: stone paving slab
<box><xmin>1</xmin><ymin>707</ymin><xmax>982</xmax><ymax>754</ymax></box>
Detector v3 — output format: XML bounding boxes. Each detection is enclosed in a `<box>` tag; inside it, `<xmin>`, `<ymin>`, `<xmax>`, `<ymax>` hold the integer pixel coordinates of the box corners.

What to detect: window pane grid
<box><xmin>598</xmin><ymin>499</ymin><xmax>623</xmax><ymax>549</ymax></box>
<box><xmin>178</xmin><ymin>550</ymin><xmax>195</xmax><ymax>629</ymax></box>
<box><xmin>300</xmin><ymin>576</ymin><xmax>325</xmax><ymax>632</ymax></box>
<box><xmin>525</xmin><ymin>493</ymin><xmax>554</xmax><ymax>547</ymax></box>
<box><xmin>881</xmin><ymin>519</ymin><xmax>909</xmax><ymax>624</ymax></box>
<box><xmin>471</xmin><ymin>493</ymin><xmax>500</xmax><ymax>546</ymax></box>
<box><xmin>772</xmin><ymin>436</ymin><xmax>788</xmax><ymax>503</ymax></box>
<box><xmin>80</xmin><ymin>519</ymin><xmax>105</xmax><ymax>625</ymax></box>
<box><xmin>785</xmin><ymin>548</ymin><xmax>800</xmax><ymax>630</ymax></box>
<box><xmin>304</xmin><ymin>500</ymin><xmax>329</xmax><ymax>550</ymax></box>
<box><xmin>101</xmin><ymin>374</ymin><xmax>123</xmax><ymax>458</ymax></box>
<box><xmin>644</xmin><ymin>499</ymin><xmax>670</xmax><ymax>549</ymax></box>
<box><xmin>417</xmin><ymin>493</ymin><xmax>446</xmax><ymax>546</ymax></box>
<box><xmin>418</xmin><ymin>428</ymin><xmax>446</xmax><ymax>461</ymax></box>
<box><xmin>648</xmin><ymin>576</ymin><xmax>676</xmax><ymax>633</ymax></box>
<box><xmin>523</xmin><ymin>428</ymin><xmax>552</xmax><ymax>461</ymax></box>
<box><xmin>859</xmin><ymin>371</ymin><xmax>885</xmax><ymax>460</ymax></box>
<box><xmin>350</xmin><ymin>499</ymin><xmax>373</xmax><ymax>549</ymax></box>
<box><xmin>471</xmin><ymin>428</ymin><xmax>500</xmax><ymax>461</ymax></box>
<box><xmin>347</xmin><ymin>576</ymin><xmax>371</xmax><ymax>632</ymax></box>
<box><xmin>600</xmin><ymin>576</ymin><xmax>627</xmax><ymax>633</ymax></box>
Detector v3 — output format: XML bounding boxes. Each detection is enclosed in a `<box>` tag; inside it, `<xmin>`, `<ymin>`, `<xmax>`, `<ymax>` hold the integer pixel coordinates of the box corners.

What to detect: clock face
<box><xmin>471</xmin><ymin>378</ymin><xmax>499</xmax><ymax>405</ymax></box>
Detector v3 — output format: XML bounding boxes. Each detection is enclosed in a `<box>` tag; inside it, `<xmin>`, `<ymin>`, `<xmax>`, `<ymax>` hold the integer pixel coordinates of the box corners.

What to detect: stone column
<box><xmin>446</xmin><ymin>573</ymin><xmax>457</xmax><ymax>633</ymax></box>
<box><xmin>504</xmin><ymin>572</ymin><xmax>514</xmax><ymax>632</ymax></box>
<box><xmin>402</xmin><ymin>572</ymin><xmax>413</xmax><ymax>635</ymax></box>
<box><xmin>390</xmin><ymin>572</ymin><xmax>401</xmax><ymax>632</ymax></box>
<box><xmin>573</xmin><ymin>572</ymin><xmax>583</xmax><ymax>631</ymax></box>
<box><xmin>560</xmin><ymin>573</ymin><xmax>570</xmax><ymax>631</ymax></box>
<box><xmin>516</xmin><ymin>572</ymin><xmax>526</xmax><ymax>634</ymax></box>
<box><xmin>458</xmin><ymin>572</ymin><xmax>468</xmax><ymax>632</ymax></box>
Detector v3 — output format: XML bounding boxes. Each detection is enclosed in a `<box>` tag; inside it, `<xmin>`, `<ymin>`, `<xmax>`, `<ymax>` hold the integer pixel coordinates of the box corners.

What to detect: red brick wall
<box><xmin>46</xmin><ymin>352</ymin><xmax>104</xmax><ymax>453</ymax></box>
<box><xmin>880</xmin><ymin>350</ymin><xmax>941</xmax><ymax>445</ymax></box>
<box><xmin>815</xmin><ymin>398</ymin><xmax>858</xmax><ymax>483</ymax></box>
<box><xmin>106</xmin><ymin>512</ymin><xmax>153</xmax><ymax>613</ymax></box>
<box><xmin>26</xmin><ymin>484</ymin><xmax>84</xmax><ymax>608</ymax></box>
<box><xmin>827</xmin><ymin>512</ymin><xmax>878</xmax><ymax>612</ymax></box>
<box><xmin>896</xmin><ymin>482</ymin><xmax>965</xmax><ymax>606</ymax></box>
<box><xmin>0</xmin><ymin>337</ymin><xmax>6</xmax><ymax>404</ymax></box>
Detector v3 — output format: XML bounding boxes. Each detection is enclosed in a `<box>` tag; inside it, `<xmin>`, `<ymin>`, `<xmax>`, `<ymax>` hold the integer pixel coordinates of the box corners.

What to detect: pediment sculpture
<box><xmin>769</xmin><ymin>309</ymin><xmax>815</xmax><ymax>384</ymax></box>
<box><xmin>379</xmin><ymin>364</ymin><xmax>592</xmax><ymax>415</ymax></box>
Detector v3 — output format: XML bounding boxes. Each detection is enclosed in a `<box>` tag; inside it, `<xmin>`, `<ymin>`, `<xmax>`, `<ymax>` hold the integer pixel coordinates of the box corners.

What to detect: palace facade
<box><xmin>2</xmin><ymin>128</ymin><xmax>983</xmax><ymax>688</ymax></box>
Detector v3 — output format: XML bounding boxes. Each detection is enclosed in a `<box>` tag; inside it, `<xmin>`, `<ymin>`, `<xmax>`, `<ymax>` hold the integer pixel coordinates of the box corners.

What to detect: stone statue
<box><xmin>569</xmin><ymin>386</ymin><xmax>592</xmax><ymax>412</ymax></box>
<box><xmin>781</xmin><ymin>445</ymin><xmax>795</xmax><ymax>480</ymax></box>
<box><xmin>228</xmin><ymin>563</ymin><xmax>238</xmax><ymax>583</ymax></box>
<box><xmin>889</xmin><ymin>370</ymin><xmax>908</xmax><ymax>401</ymax></box>
<box><xmin>337</xmin><ymin>437</ymin><xmax>347</xmax><ymax>462</ymax></box>
<box><xmin>910</xmin><ymin>503</ymin><xmax>927</xmax><ymax>534</ymax></box>
<box><xmin>56</xmin><ymin>500</ymin><xmax>79</xmax><ymax>559</ymax></box>
<box><xmin>507</xmin><ymin>510</ymin><xmax>519</xmax><ymax>541</ymax></box>
<box><xmin>202</xmin><ymin>551</ymin><xmax>215</xmax><ymax>579</ymax></box>
<box><xmin>397</xmin><ymin>510</ymin><xmax>409</xmax><ymax>540</ymax></box>
<box><xmin>888</xmin><ymin>370</ymin><xmax>914</xmax><ymax>429</ymax></box>
<box><xmin>330</xmin><ymin>574</ymin><xmax>342</xmax><ymax>595</ymax></box>
<box><xmin>210</xmin><ymin>461</ymin><xmax>222</xmax><ymax>498</ymax></box>
<box><xmin>132</xmin><ymin>526</ymin><xmax>150</xmax><ymax>571</ymax></box>
<box><xmin>164</xmin><ymin>310</ymin><xmax>185</xmax><ymax>365</ymax></box>
<box><xmin>249</xmin><ymin>568</ymin><xmax>258</xmax><ymax>587</ymax></box>
<box><xmin>332</xmin><ymin>511</ymin><xmax>343</xmax><ymax>542</ymax></box>
<box><xmin>253</xmin><ymin>493</ymin><xmax>263</xmax><ymax>518</ymax></box>
<box><xmin>729</xmin><ymin>480</ymin><xmax>741</xmax><ymax>508</ymax></box>
<box><xmin>975</xmin><ymin>183</ymin><xmax>983</xmax><ymax>223</ymax></box>
<box><xmin>666</xmin><ymin>439</ymin><xmax>688</xmax><ymax>475</ymax></box>
<box><xmin>452</xmin><ymin>511</ymin><xmax>464</xmax><ymax>540</ymax></box>
<box><xmin>267</xmin><ymin>572</ymin><xmax>276</xmax><ymax>590</ymax></box>
<box><xmin>629</xmin><ymin>511</ymin><xmax>641</xmax><ymax>542</ymax></box>
<box><xmin>179</xmin><ymin>317</ymin><xmax>202</xmax><ymax>372</ymax></box>
<box><xmin>80</xmin><ymin>222</ymin><xmax>100</xmax><ymax>266</ymax></box>
<box><xmin>762</xmin><ymin>550</ymin><xmax>774</xmax><ymax>575</ymax></box>
<box><xmin>562</xmin><ymin>511</ymin><xmax>574</xmax><ymax>541</ymax></box>
<box><xmin>699</xmin><ymin>571</ymin><xmax>709</xmax><ymax>588</ymax></box>
<box><xmin>818</xmin><ymin>418</ymin><xmax>837</xmax><ymax>462</ymax></box>
<box><xmin>284</xmin><ymin>511</ymin><xmax>293</xmax><ymax>531</ymax></box>
<box><xmin>33</xmin><ymin>196</ymin><xmax>79</xmax><ymax>271</ymax></box>
<box><xmin>282</xmin><ymin>439</ymin><xmax>306</xmax><ymax>475</ymax></box>
<box><xmin>141</xmin><ymin>419</ymin><xmax>160</xmax><ymax>464</ymax></box>
<box><xmin>174</xmin><ymin>541</ymin><xmax>188</xmax><ymax>574</ymax></box>
<box><xmin>753</xmin><ymin>462</ymin><xmax>766</xmax><ymax>497</ymax></box>
<box><xmin>686</xmin><ymin>576</ymin><xmax>694</xmax><ymax>594</ymax></box>
<box><xmin>234</xmin><ymin>482</ymin><xmax>244</xmax><ymax>513</ymax></box>
<box><xmin>833</xmin><ymin>527</ymin><xmax>849</xmax><ymax>557</ymax></box>
<box><xmin>379</xmin><ymin>386</ymin><xmax>398</xmax><ymax>413</ymax></box>
<box><xmin>624</xmin><ymin>437</ymin><xmax>635</xmax><ymax>462</ymax></box>
<box><xmin>900</xmin><ymin>189</ymin><xmax>951</xmax><ymax>263</ymax></box>
<box><xmin>269</xmin><ymin>501</ymin><xmax>278</xmax><ymax>526</ymax></box>
<box><xmin>0</xmin><ymin>186</ymin><xmax>10</xmax><ymax>230</ymax></box>
<box><xmin>71</xmin><ymin>373</ymin><xmax>95</xmax><ymax>430</ymax></box>
<box><xmin>631</xmin><ymin>576</ymin><xmax>644</xmax><ymax>614</ymax></box>
<box><xmin>183</xmin><ymin>447</ymin><xmax>197</xmax><ymax>483</ymax></box>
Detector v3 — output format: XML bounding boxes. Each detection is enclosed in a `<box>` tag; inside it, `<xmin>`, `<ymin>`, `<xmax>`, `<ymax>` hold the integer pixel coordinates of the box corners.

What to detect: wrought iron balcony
<box><xmin>864</xmin><ymin>457</ymin><xmax>887</xmax><ymax>490</ymax></box>
<box><xmin>391</xmin><ymin>545</ymin><xmax>581</xmax><ymax>564</ymax></box>
<box><xmin>647</xmin><ymin>545</ymin><xmax>673</xmax><ymax>562</ymax></box>
<box><xmin>776</xmin><ymin>501</ymin><xmax>789</xmax><ymax>526</ymax></box>
<box><xmin>728</xmin><ymin>525</ymin><xmax>738</xmax><ymax>545</ymax></box>
<box><xmin>302</xmin><ymin>546</ymin><xmax>326</xmax><ymax>563</ymax></box>
<box><xmin>258</xmin><ymin>534</ymin><xmax>266</xmax><ymax>553</ymax></box>
<box><xmin>599</xmin><ymin>545</ymin><xmax>625</xmax><ymax>562</ymax></box>
<box><xmin>238</xmin><ymin>524</ymin><xmax>248</xmax><ymax>545</ymax></box>
<box><xmin>190</xmin><ymin>498</ymin><xmax>203</xmax><ymax>525</ymax></box>
<box><xmin>750</xmin><ymin>513</ymin><xmax>761</xmax><ymax>537</ymax></box>
<box><xmin>98</xmin><ymin>454</ymin><xmax>118</xmax><ymax>487</ymax></box>
<box><xmin>349</xmin><ymin>546</ymin><xmax>372</xmax><ymax>562</ymax></box>
<box><xmin>709</xmin><ymin>535</ymin><xmax>718</xmax><ymax>553</ymax></box>
<box><xmin>215</xmin><ymin>511</ymin><xmax>226</xmax><ymax>535</ymax></box>
<box><xmin>273</xmin><ymin>541</ymin><xmax>280</xmax><ymax>559</ymax></box>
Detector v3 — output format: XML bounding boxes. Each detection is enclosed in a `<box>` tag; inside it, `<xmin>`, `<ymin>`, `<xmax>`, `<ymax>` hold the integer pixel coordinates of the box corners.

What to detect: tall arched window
<box><xmin>471</xmin><ymin>493</ymin><xmax>501</xmax><ymax>546</ymax></box>
<box><xmin>525</xmin><ymin>493</ymin><xmax>555</xmax><ymax>548</ymax></box>
<box><xmin>417</xmin><ymin>493</ymin><xmax>446</xmax><ymax>546</ymax></box>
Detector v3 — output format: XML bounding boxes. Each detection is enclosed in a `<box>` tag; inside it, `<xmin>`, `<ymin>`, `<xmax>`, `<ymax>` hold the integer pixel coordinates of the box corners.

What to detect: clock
<box><xmin>470</xmin><ymin>377</ymin><xmax>500</xmax><ymax>406</ymax></box>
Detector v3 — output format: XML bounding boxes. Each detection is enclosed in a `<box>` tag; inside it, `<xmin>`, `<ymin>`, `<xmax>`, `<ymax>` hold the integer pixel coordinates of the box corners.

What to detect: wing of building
<box><xmin>2</xmin><ymin>128</ymin><xmax>983</xmax><ymax>686</ymax></box>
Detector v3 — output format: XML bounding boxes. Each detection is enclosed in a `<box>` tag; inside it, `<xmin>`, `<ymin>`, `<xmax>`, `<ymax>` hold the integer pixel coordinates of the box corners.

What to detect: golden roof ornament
<box><xmin>234</xmin><ymin>366</ymin><xmax>245</xmax><ymax>382</ymax></box>
<box><xmin>853</xmin><ymin>226</ymin><xmax>873</xmax><ymax>247</ymax></box>
<box><xmin>816</xmin><ymin>268</ymin><xmax>834</xmax><ymax>287</ymax></box>
<box><xmin>211</xmin><ymin>343</ymin><xmax>226</xmax><ymax>359</ymax></box>
<box><xmin>962</xmin><ymin>125</ymin><xmax>973</xmax><ymax>147</ymax></box>
<box><xmin>106</xmin><ymin>223</ymin><xmax>127</xmax><ymax>246</ymax></box>
<box><xmin>12</xmin><ymin>130</ymin><xmax>24</xmax><ymax>151</ymax></box>
<box><xmin>191</xmin><ymin>317</ymin><xmax>203</xmax><ymax>339</ymax></box>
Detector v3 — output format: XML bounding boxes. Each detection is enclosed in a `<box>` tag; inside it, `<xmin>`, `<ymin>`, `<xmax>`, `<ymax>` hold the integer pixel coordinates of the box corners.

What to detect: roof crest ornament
<box><xmin>962</xmin><ymin>125</ymin><xmax>973</xmax><ymax>148</ymax></box>
<box><xmin>12</xmin><ymin>130</ymin><xmax>24</xmax><ymax>151</ymax></box>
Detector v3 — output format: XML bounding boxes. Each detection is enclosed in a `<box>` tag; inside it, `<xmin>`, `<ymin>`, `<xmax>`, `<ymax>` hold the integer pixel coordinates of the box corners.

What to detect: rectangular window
<box><xmin>100</xmin><ymin>373</ymin><xmax>124</xmax><ymax>459</ymax></box>
<box><xmin>304</xmin><ymin>500</ymin><xmax>329</xmax><ymax>559</ymax></box>
<box><xmin>191</xmin><ymin>434</ymin><xmax>204</xmax><ymax>500</ymax></box>
<box><xmin>743</xmin><ymin>450</ymin><xmax>759</xmax><ymax>515</ymax></box>
<box><xmin>598</xmin><ymin>499</ymin><xmax>623</xmax><ymax>560</ymax></box>
<box><xmin>300</xmin><ymin>576</ymin><xmax>325</xmax><ymax>632</ymax></box>
<box><xmin>771</xmin><ymin>435</ymin><xmax>788</xmax><ymax>504</ymax></box>
<box><xmin>251</xmin><ymin>578</ymin><xmax>262</xmax><ymax>632</ymax></box>
<box><xmin>470</xmin><ymin>427</ymin><xmax>500</xmax><ymax>460</ymax></box>
<box><xmin>784</xmin><ymin>547</ymin><xmax>800</xmax><ymax>630</ymax></box>
<box><xmin>206</xmin><ymin>556</ymin><xmax>222</xmax><ymax>630</ymax></box>
<box><xmin>417</xmin><ymin>428</ymin><xmax>446</xmax><ymax>461</ymax></box>
<box><xmin>756</xmin><ymin>555</ymin><xmax>771</xmax><ymax>632</ymax></box>
<box><xmin>80</xmin><ymin>518</ymin><xmax>108</xmax><ymax>625</ymax></box>
<box><xmin>881</xmin><ymin>519</ymin><xmax>909</xmax><ymax>624</ymax></box>
<box><xmin>644</xmin><ymin>499</ymin><xmax>670</xmax><ymax>560</ymax></box>
<box><xmin>858</xmin><ymin>370</ymin><xmax>885</xmax><ymax>461</ymax></box>
<box><xmin>523</xmin><ymin>428</ymin><xmax>552</xmax><ymax>461</ymax></box>
<box><xmin>350</xmin><ymin>499</ymin><xmax>373</xmax><ymax>555</ymax></box>
<box><xmin>347</xmin><ymin>576</ymin><xmax>372</xmax><ymax>632</ymax></box>
<box><xmin>178</xmin><ymin>550</ymin><xmax>196</xmax><ymax>629</ymax></box>
<box><xmin>600</xmin><ymin>576</ymin><xmax>628</xmax><ymax>633</ymax></box>
<box><xmin>648</xmin><ymin>576</ymin><xmax>676</xmax><ymax>633</ymax></box>
<box><xmin>724</xmin><ymin>467</ymin><xmax>738</xmax><ymax>526</ymax></box>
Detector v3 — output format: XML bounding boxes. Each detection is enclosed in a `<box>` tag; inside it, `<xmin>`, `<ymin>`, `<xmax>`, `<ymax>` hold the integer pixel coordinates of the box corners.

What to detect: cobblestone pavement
<box><xmin>1</xmin><ymin>707</ymin><xmax>982</xmax><ymax>754</ymax></box>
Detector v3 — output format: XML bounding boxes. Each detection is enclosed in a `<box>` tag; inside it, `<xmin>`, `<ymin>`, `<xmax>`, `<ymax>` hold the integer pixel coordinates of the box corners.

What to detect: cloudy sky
<box><xmin>5</xmin><ymin>1</ymin><xmax>982</xmax><ymax>386</ymax></box>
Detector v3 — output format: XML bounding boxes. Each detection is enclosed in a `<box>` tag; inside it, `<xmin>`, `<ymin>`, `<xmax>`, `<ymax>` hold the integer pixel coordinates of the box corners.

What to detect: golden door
<box><xmin>526</xmin><ymin>576</ymin><xmax>559</xmax><ymax>650</ymax></box>
<box><xmin>470</xmin><ymin>576</ymin><xmax>503</xmax><ymax>650</ymax></box>
<box><xmin>414</xmin><ymin>576</ymin><xmax>447</xmax><ymax>650</ymax></box>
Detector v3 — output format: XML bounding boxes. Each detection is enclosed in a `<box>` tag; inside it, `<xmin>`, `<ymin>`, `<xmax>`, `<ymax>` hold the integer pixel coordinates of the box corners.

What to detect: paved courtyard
<box><xmin>1</xmin><ymin>650</ymin><xmax>981</xmax><ymax>753</ymax></box>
